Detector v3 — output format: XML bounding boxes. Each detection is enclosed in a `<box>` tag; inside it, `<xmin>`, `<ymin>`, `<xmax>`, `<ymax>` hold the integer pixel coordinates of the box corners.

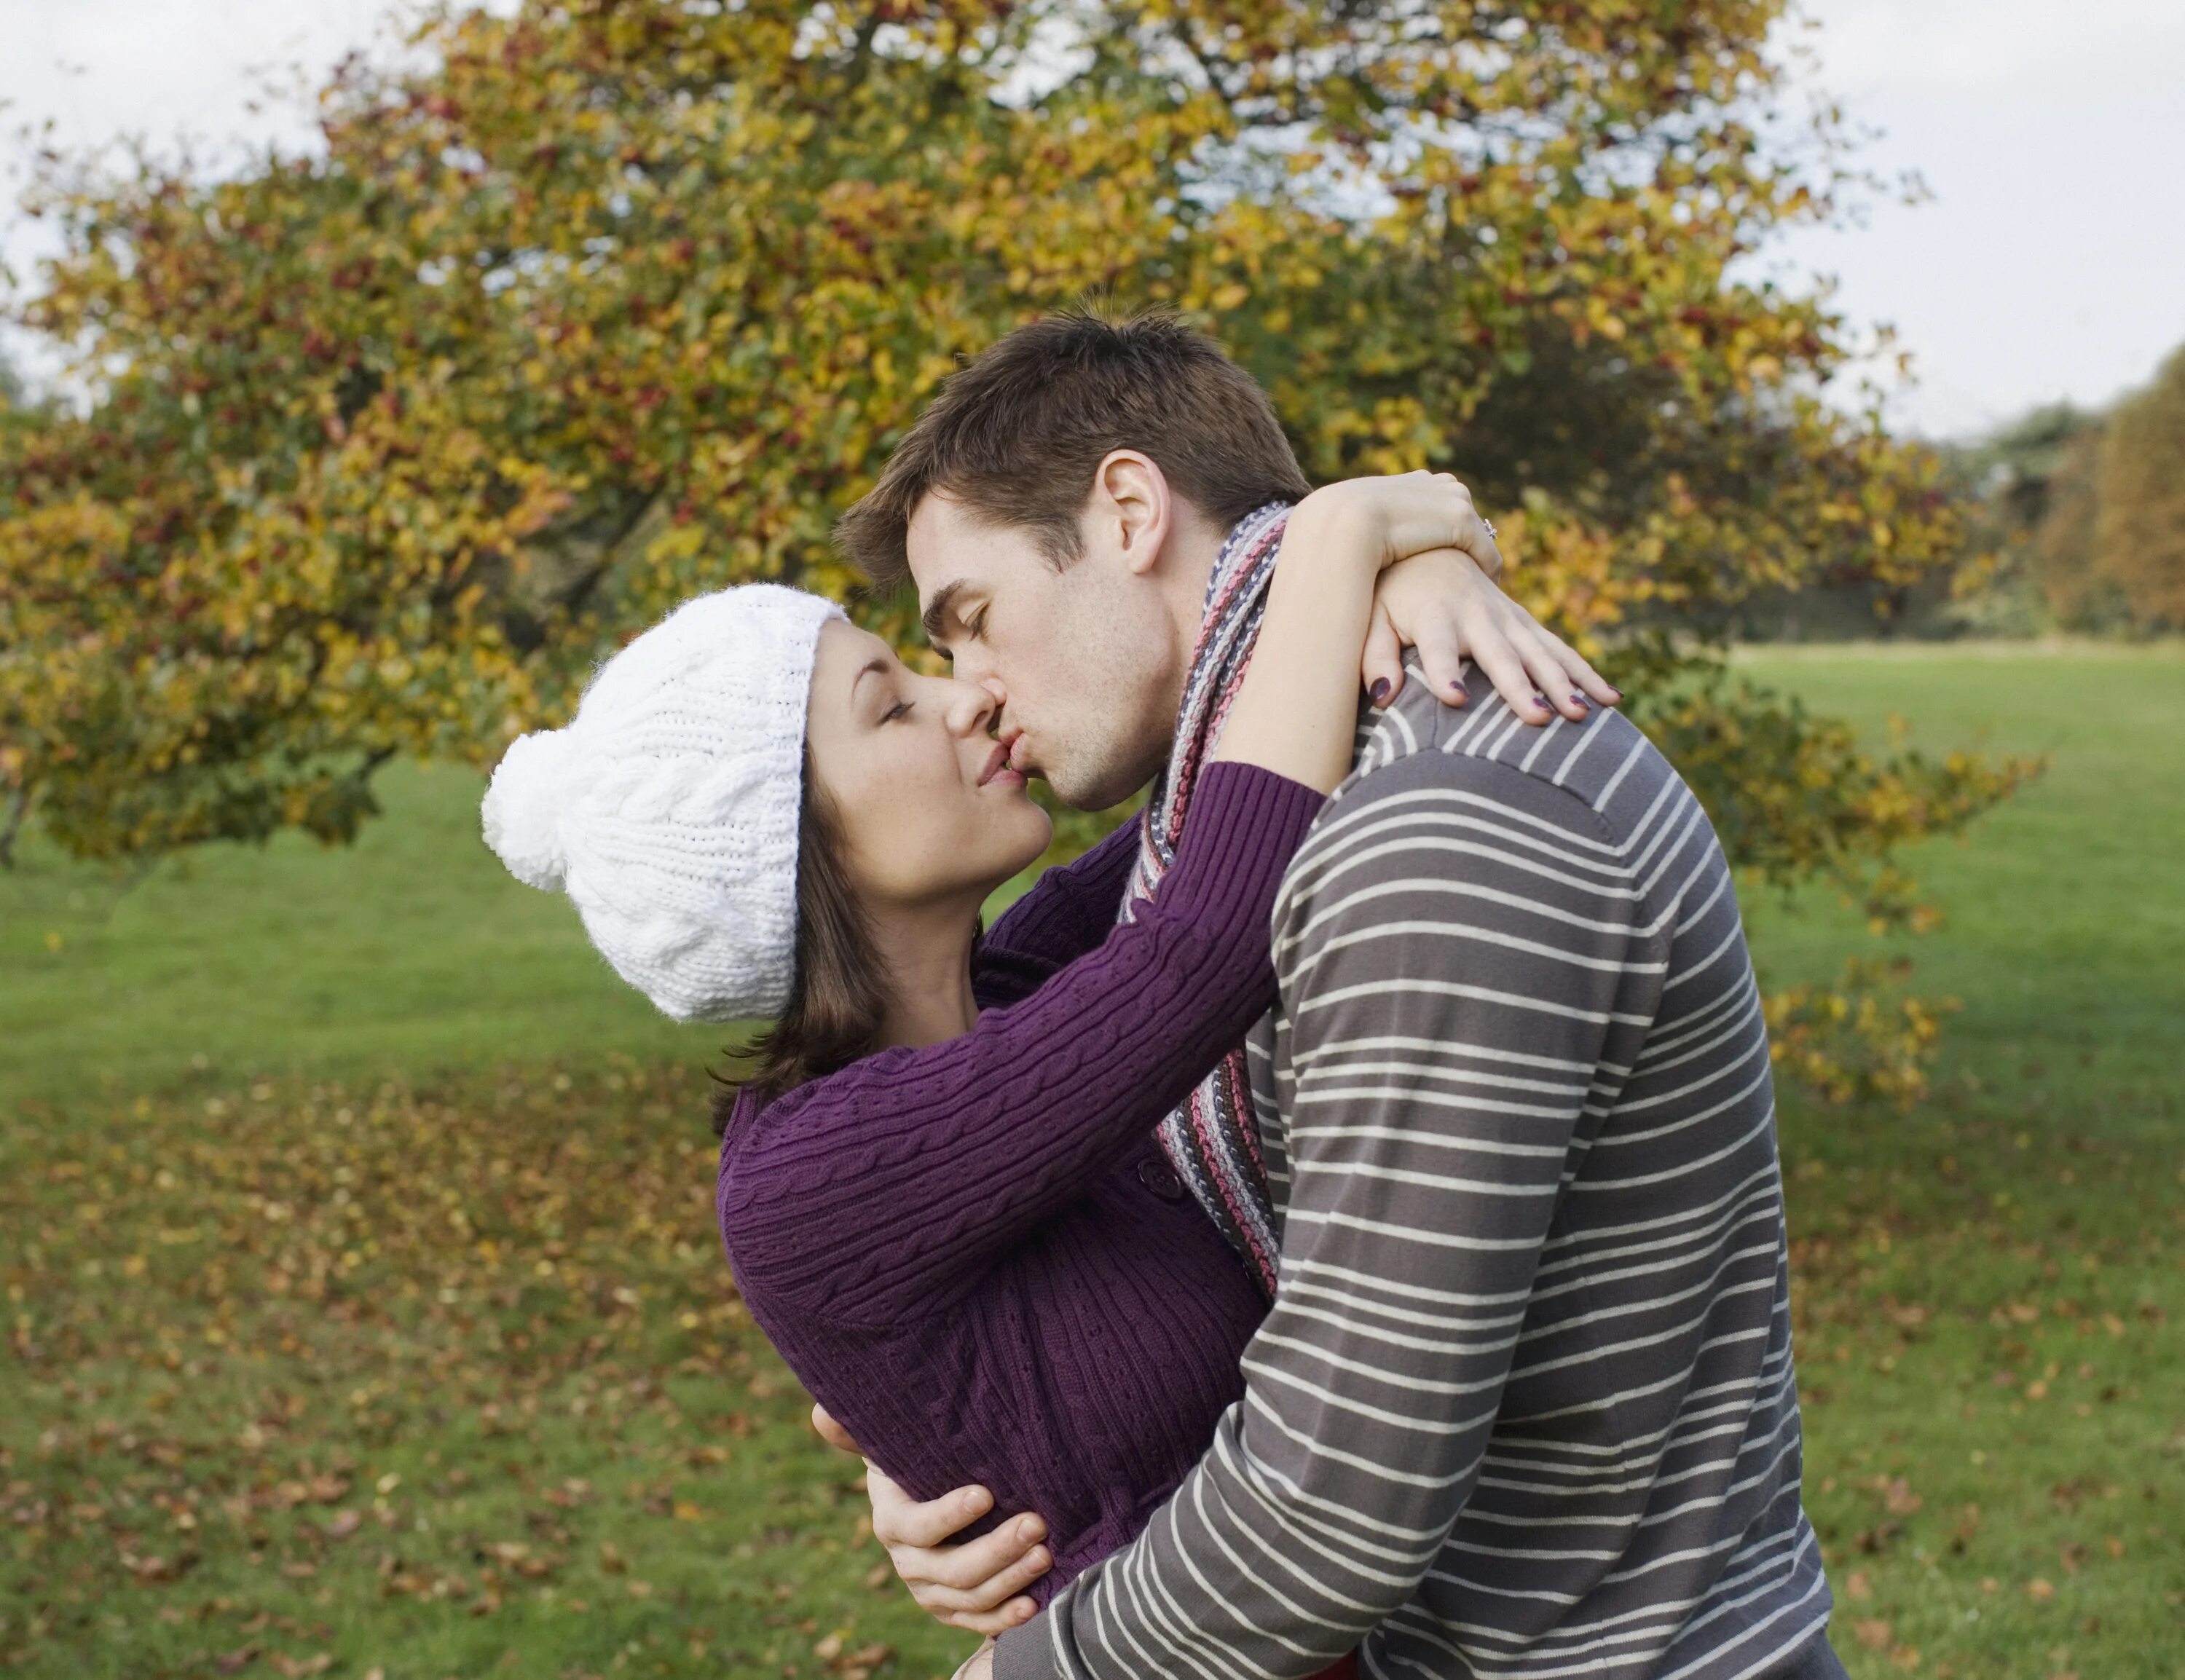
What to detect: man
<box><xmin>832</xmin><ymin>311</ymin><xmax>1841</xmax><ymax>1680</ymax></box>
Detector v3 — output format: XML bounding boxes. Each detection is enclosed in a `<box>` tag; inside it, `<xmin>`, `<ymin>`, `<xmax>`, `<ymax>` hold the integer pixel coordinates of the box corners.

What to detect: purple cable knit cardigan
<box><xmin>715</xmin><ymin>763</ymin><xmax>1323</xmax><ymax>1598</ymax></box>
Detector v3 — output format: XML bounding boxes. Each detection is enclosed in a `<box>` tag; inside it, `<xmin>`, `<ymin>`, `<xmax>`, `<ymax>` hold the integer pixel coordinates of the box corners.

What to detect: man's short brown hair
<box><xmin>837</xmin><ymin>308</ymin><xmax>1312</xmax><ymax>594</ymax></box>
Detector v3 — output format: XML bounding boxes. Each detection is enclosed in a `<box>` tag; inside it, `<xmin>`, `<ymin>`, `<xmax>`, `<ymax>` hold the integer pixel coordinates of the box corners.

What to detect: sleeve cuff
<box><xmin>1160</xmin><ymin>760</ymin><xmax>1326</xmax><ymax>920</ymax></box>
<box><xmin>992</xmin><ymin>1620</ymin><xmax>1052</xmax><ymax>1680</ymax></box>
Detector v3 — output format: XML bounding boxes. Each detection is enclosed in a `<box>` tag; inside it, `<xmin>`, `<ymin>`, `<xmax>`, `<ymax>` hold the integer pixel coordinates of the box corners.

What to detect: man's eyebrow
<box><xmin>920</xmin><ymin>581</ymin><xmax>965</xmax><ymax>647</ymax></box>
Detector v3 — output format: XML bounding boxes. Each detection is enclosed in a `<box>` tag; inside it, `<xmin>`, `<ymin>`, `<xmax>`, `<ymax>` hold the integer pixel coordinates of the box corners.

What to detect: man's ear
<box><xmin>1088</xmin><ymin>450</ymin><xmax>1173</xmax><ymax>578</ymax></box>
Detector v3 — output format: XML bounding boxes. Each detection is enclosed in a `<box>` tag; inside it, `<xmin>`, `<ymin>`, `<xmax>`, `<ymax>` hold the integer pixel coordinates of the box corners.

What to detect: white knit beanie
<box><xmin>481</xmin><ymin>584</ymin><xmax>846</xmax><ymax>1022</ymax></box>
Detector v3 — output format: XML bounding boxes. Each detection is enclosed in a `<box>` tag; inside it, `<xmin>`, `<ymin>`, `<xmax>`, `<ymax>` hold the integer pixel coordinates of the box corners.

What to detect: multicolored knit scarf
<box><xmin>1118</xmin><ymin>500</ymin><xmax>1292</xmax><ymax>1299</ymax></box>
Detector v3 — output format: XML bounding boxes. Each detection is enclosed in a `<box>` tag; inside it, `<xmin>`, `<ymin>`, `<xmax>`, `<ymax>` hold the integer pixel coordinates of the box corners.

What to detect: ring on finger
<box><xmin>1481</xmin><ymin>518</ymin><xmax>1496</xmax><ymax>539</ymax></box>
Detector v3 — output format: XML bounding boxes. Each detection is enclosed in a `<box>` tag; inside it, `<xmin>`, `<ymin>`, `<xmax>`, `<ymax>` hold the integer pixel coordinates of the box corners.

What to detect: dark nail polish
<box><xmin>1449</xmin><ymin>683</ymin><xmax>1468</xmax><ymax>705</ymax></box>
<box><xmin>1570</xmin><ymin>693</ymin><xmax>1587</xmax><ymax>708</ymax></box>
<box><xmin>1371</xmin><ymin>679</ymin><xmax>1391</xmax><ymax>706</ymax></box>
<box><xmin>1607</xmin><ymin>685</ymin><xmax>1623</xmax><ymax>701</ymax></box>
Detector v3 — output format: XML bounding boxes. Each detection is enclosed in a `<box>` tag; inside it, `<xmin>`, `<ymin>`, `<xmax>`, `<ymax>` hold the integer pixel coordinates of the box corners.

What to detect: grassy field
<box><xmin>0</xmin><ymin>760</ymin><xmax>712</xmax><ymax>1116</ymax></box>
<box><xmin>3</xmin><ymin>644</ymin><xmax>2180</xmax><ymax>1679</ymax></box>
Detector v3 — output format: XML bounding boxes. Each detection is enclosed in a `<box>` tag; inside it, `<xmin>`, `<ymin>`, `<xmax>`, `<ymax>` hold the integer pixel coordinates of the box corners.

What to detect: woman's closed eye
<box><xmin>883</xmin><ymin>699</ymin><xmax>913</xmax><ymax>724</ymax></box>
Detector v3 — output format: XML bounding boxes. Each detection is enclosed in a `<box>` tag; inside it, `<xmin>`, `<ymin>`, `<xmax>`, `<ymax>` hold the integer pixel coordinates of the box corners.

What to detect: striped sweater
<box><xmin>996</xmin><ymin>671</ymin><xmax>1830</xmax><ymax>1680</ymax></box>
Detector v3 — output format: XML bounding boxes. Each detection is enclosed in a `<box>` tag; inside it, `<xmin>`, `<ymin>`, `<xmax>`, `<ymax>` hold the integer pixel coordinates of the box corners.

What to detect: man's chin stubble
<box><xmin>1046</xmin><ymin>745</ymin><xmax>1169</xmax><ymax>814</ymax></box>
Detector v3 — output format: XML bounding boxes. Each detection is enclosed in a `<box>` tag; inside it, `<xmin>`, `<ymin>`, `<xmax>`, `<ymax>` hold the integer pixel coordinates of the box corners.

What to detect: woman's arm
<box><xmin>1214</xmin><ymin>475</ymin><xmax>1618</xmax><ymax>786</ymax></box>
<box><xmin>720</xmin><ymin>487</ymin><xmax>1586</xmax><ymax>1325</ymax></box>
<box><xmin>1208</xmin><ymin>493</ymin><xmax>1393</xmax><ymax>792</ymax></box>
<box><xmin>719</xmin><ymin>760</ymin><xmax>1321</xmax><ymax>1325</ymax></box>
<box><xmin>976</xmin><ymin>817</ymin><xmax>1140</xmax><ymax>971</ymax></box>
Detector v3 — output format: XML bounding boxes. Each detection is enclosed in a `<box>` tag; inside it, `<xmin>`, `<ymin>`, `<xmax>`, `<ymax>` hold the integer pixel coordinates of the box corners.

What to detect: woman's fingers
<box><xmin>870</xmin><ymin>1467</ymin><xmax>993</xmax><ymax>1551</ymax></box>
<box><xmin>1467</xmin><ymin>628</ymin><xmax>1556</xmax><ymax>724</ymax></box>
<box><xmin>1362</xmin><ymin>602</ymin><xmax>1406</xmax><ymax>707</ymax></box>
<box><xmin>1543</xmin><ymin>631</ymin><xmax>1622</xmax><ymax>707</ymax></box>
<box><xmin>1409</xmin><ymin>620</ymin><xmax>1470</xmax><ymax>710</ymax></box>
<box><xmin>1515</xmin><ymin>629</ymin><xmax>1609</xmax><ymax>720</ymax></box>
<box><xmin>1516</xmin><ymin>633</ymin><xmax>1590</xmax><ymax>721</ymax></box>
<box><xmin>1458</xmin><ymin>508</ymin><xmax>1505</xmax><ymax>585</ymax></box>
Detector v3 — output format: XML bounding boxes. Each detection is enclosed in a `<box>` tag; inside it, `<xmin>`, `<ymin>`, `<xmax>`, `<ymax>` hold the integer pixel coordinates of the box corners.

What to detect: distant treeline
<box><xmin>1735</xmin><ymin>342</ymin><xmax>2185</xmax><ymax>642</ymax></box>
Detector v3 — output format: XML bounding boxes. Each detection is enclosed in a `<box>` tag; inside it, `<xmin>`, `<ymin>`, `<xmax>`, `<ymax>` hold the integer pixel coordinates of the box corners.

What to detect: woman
<box><xmin>481</xmin><ymin>475</ymin><xmax>1612</xmax><ymax>1671</ymax></box>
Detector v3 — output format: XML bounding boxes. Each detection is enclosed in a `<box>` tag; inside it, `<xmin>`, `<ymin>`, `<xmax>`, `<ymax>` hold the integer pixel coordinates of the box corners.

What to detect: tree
<box><xmin>2093</xmin><ymin>342</ymin><xmax>2185</xmax><ymax>626</ymax></box>
<box><xmin>2034</xmin><ymin>423</ymin><xmax>2113</xmax><ymax>626</ymax></box>
<box><xmin>1</xmin><ymin>0</ymin><xmax>2032</xmax><ymax>1097</ymax></box>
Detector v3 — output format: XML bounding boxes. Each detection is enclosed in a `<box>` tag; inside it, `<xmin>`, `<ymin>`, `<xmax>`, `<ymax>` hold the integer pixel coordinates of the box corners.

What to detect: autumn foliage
<box><xmin>2087</xmin><ymin>343</ymin><xmax>2185</xmax><ymax>627</ymax></box>
<box><xmin>0</xmin><ymin>0</ymin><xmax>2032</xmax><ymax>1097</ymax></box>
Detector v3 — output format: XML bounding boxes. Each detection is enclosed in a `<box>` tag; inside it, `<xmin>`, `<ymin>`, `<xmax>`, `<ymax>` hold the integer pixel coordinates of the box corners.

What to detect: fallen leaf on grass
<box><xmin>2026</xmin><ymin>1578</ymin><xmax>2056</xmax><ymax>1601</ymax></box>
<box><xmin>1855</xmin><ymin>1521</ymin><xmax>1905</xmax><ymax>1554</ymax></box>
<box><xmin>1854</xmin><ymin>1620</ymin><xmax>1891</xmax><ymax>1650</ymax></box>
<box><xmin>1845</xmin><ymin>1570</ymin><xmax>1872</xmax><ymax>1601</ymax></box>
<box><xmin>122</xmin><ymin>1549</ymin><xmax>199</xmax><ymax>1583</ymax></box>
<box><xmin>269</xmin><ymin>1656</ymin><xmax>332</xmax><ymax>1679</ymax></box>
<box><xmin>215</xmin><ymin>1648</ymin><xmax>259</xmax><ymax>1675</ymax></box>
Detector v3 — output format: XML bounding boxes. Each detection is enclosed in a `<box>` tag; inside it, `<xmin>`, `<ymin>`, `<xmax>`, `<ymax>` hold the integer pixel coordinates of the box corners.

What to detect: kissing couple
<box><xmin>484</xmin><ymin>312</ymin><xmax>1846</xmax><ymax>1680</ymax></box>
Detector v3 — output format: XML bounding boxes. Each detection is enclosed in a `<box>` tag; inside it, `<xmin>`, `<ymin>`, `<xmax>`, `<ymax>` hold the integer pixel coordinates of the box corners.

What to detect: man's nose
<box><xmin>934</xmin><ymin>676</ymin><xmax>999</xmax><ymax>737</ymax></box>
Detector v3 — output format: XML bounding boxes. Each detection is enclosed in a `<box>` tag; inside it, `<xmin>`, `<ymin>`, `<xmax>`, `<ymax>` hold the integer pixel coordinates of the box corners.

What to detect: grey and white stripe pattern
<box><xmin>1003</xmin><ymin>673</ymin><xmax>1828</xmax><ymax>1680</ymax></box>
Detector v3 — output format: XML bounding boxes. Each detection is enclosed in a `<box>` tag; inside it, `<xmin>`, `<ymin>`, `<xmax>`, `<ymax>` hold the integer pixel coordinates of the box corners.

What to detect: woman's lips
<box><xmin>977</xmin><ymin>742</ymin><xmax>1022</xmax><ymax>789</ymax></box>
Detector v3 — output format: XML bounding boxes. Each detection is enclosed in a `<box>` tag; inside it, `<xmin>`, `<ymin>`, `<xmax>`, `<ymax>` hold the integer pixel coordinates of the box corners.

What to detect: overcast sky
<box><xmin>3</xmin><ymin>0</ymin><xmax>2181</xmax><ymax>440</ymax></box>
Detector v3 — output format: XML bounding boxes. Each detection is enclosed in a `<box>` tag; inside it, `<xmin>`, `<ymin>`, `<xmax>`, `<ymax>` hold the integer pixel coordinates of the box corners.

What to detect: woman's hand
<box><xmin>1365</xmin><ymin>547</ymin><xmax>1619</xmax><ymax>725</ymax></box>
<box><xmin>1295</xmin><ymin>472</ymin><xmax>1619</xmax><ymax>724</ymax></box>
<box><xmin>1298</xmin><ymin>470</ymin><xmax>1505</xmax><ymax>581</ymax></box>
<box><xmin>812</xmin><ymin>1403</ymin><xmax>1050</xmax><ymax>1635</ymax></box>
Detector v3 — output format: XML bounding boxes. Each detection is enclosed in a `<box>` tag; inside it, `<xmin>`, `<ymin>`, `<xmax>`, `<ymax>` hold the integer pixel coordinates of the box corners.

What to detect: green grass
<box><xmin>0</xmin><ymin>761</ymin><xmax>714</xmax><ymax>1116</ymax></box>
<box><xmin>3</xmin><ymin>644</ymin><xmax>2180</xmax><ymax>1679</ymax></box>
<box><xmin>1731</xmin><ymin>644</ymin><xmax>2185</xmax><ymax>1678</ymax></box>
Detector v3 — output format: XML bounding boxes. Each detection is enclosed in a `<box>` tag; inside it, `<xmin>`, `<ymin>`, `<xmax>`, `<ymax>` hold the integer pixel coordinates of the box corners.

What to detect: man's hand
<box><xmin>811</xmin><ymin>1404</ymin><xmax>1051</xmax><ymax>1636</ymax></box>
<box><xmin>1365</xmin><ymin>547</ymin><xmax>1618</xmax><ymax>725</ymax></box>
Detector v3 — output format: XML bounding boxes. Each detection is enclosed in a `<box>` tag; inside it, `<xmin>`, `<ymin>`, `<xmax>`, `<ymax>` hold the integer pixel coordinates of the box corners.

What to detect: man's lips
<box><xmin>1006</xmin><ymin>733</ymin><xmax>1036</xmax><ymax>775</ymax></box>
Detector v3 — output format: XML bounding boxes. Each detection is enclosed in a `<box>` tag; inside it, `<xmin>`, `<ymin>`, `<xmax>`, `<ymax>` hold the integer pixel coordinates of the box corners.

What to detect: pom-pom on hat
<box><xmin>481</xmin><ymin>584</ymin><xmax>846</xmax><ymax>1022</ymax></box>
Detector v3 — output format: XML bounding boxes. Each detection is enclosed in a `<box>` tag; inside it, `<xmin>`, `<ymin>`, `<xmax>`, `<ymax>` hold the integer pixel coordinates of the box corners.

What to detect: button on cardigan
<box><xmin>715</xmin><ymin>763</ymin><xmax>1323</xmax><ymax>1597</ymax></box>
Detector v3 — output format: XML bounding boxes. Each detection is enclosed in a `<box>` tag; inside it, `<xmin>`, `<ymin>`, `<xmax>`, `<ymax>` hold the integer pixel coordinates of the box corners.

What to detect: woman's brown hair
<box><xmin>710</xmin><ymin>752</ymin><xmax>890</xmax><ymax>1132</ymax></box>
